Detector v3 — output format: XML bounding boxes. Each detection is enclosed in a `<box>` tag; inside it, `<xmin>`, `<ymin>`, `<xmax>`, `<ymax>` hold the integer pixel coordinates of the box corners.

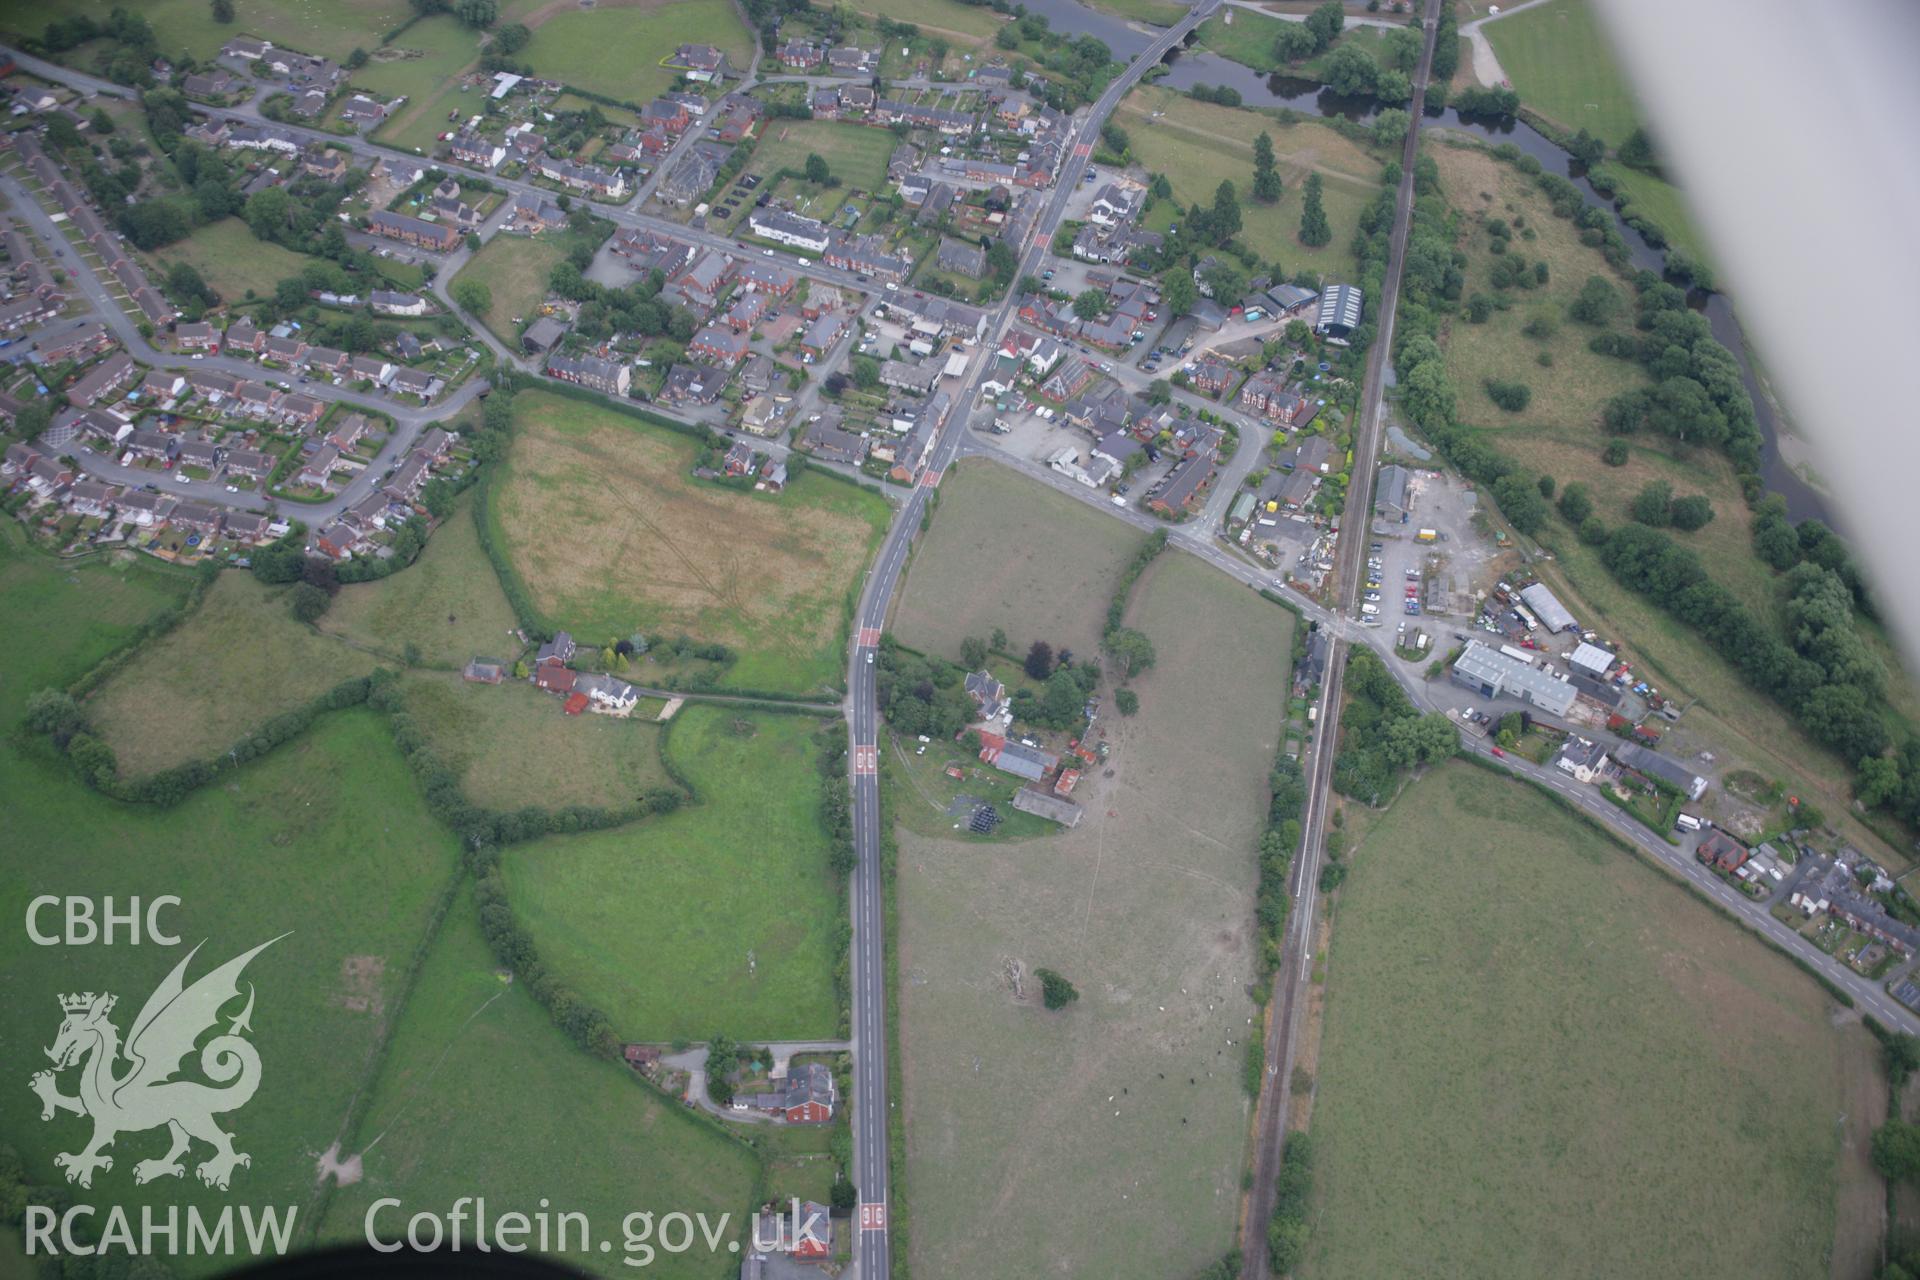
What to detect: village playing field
<box><xmin>150</xmin><ymin>217</ymin><xmax>314</xmax><ymax>307</ymax></box>
<box><xmin>450</xmin><ymin>234</ymin><xmax>567</xmax><ymax>349</ymax></box>
<box><xmin>489</xmin><ymin>392</ymin><xmax>890</xmax><ymax>696</ymax></box>
<box><xmin>522</xmin><ymin>0</ymin><xmax>754</xmax><ymax>106</ymax></box>
<box><xmin>897</xmin><ymin>552</ymin><xmax>1292</xmax><ymax>1279</ymax></box>
<box><xmin>888</xmin><ymin>461</ymin><xmax>1141</xmax><ymax>662</ymax></box>
<box><xmin>399</xmin><ymin>672</ymin><xmax>677</xmax><ymax>811</ymax></box>
<box><xmin>84</xmin><ymin>570</ymin><xmax>379</xmax><ymax>777</ymax></box>
<box><xmin>499</xmin><ymin>706</ymin><xmax>848</xmax><ymax>1041</ymax></box>
<box><xmin>1301</xmin><ymin>762</ymin><xmax>1878</xmax><ymax>1279</ymax></box>
<box><xmin>747</xmin><ymin>120</ymin><xmax>899</xmax><ymax>194</ymax></box>
<box><xmin>319</xmin><ymin>494</ymin><xmax>523</xmax><ymax>670</ymax></box>
<box><xmin>319</xmin><ymin>884</ymin><xmax>760</xmax><ymax>1277</ymax></box>
<box><xmin>1117</xmin><ymin>86</ymin><xmax>1385</xmax><ymax>284</ymax></box>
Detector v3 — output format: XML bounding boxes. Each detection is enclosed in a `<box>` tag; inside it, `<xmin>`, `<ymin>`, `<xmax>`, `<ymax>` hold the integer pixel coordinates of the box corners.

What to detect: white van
<box><xmin>1360</xmin><ymin>603</ymin><xmax>1380</xmax><ymax>616</ymax></box>
<box><xmin>1675</xmin><ymin>813</ymin><xmax>1705</xmax><ymax>833</ymax></box>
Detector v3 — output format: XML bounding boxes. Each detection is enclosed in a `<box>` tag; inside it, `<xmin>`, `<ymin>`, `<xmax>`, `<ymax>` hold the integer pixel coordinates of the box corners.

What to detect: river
<box><xmin>1029</xmin><ymin>7</ymin><xmax>1832</xmax><ymax>523</ymax></box>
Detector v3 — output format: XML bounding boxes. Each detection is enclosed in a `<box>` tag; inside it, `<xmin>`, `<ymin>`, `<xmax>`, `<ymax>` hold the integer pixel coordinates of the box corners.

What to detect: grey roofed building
<box><xmin>1315</xmin><ymin>283</ymin><xmax>1364</xmax><ymax>338</ymax></box>
<box><xmin>1518</xmin><ymin>582</ymin><xmax>1577</xmax><ymax>633</ymax></box>
<box><xmin>1568</xmin><ymin>641</ymin><xmax>1615</xmax><ymax>677</ymax></box>
<box><xmin>1267</xmin><ymin>282</ymin><xmax>1318</xmax><ymax>312</ymax></box>
<box><xmin>1554</xmin><ymin>735</ymin><xmax>1610</xmax><ymax>777</ymax></box>
<box><xmin>935</xmin><ymin>237</ymin><xmax>986</xmax><ymax>277</ymax></box>
<box><xmin>521</xmin><ymin>316</ymin><xmax>567</xmax><ymax>354</ymax></box>
<box><xmin>1568</xmin><ymin>670</ymin><xmax>1623</xmax><ymax>708</ymax></box>
<box><xmin>1449</xmin><ymin>640</ymin><xmax>1577</xmax><ymax>718</ymax></box>
<box><xmin>1375</xmin><ymin>463</ymin><xmax>1412</xmax><ymax>519</ymax></box>
<box><xmin>879</xmin><ymin>359</ymin><xmax>938</xmax><ymax>394</ymax></box>
<box><xmin>988</xmin><ymin>740</ymin><xmax>1057</xmax><ymax>782</ymax></box>
<box><xmin>1611</xmin><ymin>741</ymin><xmax>1709</xmax><ymax>800</ymax></box>
<box><xmin>1012</xmin><ymin>787</ymin><xmax>1082</xmax><ymax>827</ymax></box>
<box><xmin>808</xmin><ymin>420</ymin><xmax>868</xmax><ymax>465</ymax></box>
<box><xmin>964</xmin><ymin>670</ymin><xmax>1006</xmax><ymax>721</ymax></box>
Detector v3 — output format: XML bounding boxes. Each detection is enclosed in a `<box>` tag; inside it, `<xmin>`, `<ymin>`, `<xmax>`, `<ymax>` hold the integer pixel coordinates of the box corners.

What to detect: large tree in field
<box><xmin>1298</xmin><ymin>172</ymin><xmax>1331</xmax><ymax>247</ymax></box>
<box><xmin>1251</xmin><ymin>131</ymin><xmax>1281</xmax><ymax>203</ymax></box>
<box><xmin>1024</xmin><ymin>640</ymin><xmax>1054</xmax><ymax>681</ymax></box>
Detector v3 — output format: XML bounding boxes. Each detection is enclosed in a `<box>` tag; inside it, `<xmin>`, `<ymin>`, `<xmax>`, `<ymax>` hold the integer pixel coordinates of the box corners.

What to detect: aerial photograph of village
<box><xmin>0</xmin><ymin>0</ymin><xmax>1915</xmax><ymax>1276</ymax></box>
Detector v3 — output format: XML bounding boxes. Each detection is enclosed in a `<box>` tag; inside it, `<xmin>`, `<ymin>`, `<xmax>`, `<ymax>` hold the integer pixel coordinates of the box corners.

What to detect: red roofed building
<box><xmin>563</xmin><ymin>691</ymin><xmax>590</xmax><ymax>715</ymax></box>
<box><xmin>534</xmin><ymin>663</ymin><xmax>577</xmax><ymax>694</ymax></box>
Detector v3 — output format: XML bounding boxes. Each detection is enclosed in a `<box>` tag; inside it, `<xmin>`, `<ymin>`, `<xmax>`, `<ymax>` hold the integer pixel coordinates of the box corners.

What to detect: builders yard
<box><xmin>1303</xmin><ymin>763</ymin><xmax>1881</xmax><ymax>1280</ymax></box>
<box><xmin>489</xmin><ymin>392</ymin><xmax>890</xmax><ymax>696</ymax></box>
<box><xmin>897</xmin><ymin>552</ymin><xmax>1293</xmax><ymax>1279</ymax></box>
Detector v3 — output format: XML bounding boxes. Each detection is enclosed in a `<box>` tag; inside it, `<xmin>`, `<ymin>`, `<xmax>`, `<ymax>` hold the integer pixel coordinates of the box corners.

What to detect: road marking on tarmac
<box><xmin>860</xmin><ymin>1203</ymin><xmax>888</xmax><ymax>1231</ymax></box>
<box><xmin>858</xmin><ymin>626</ymin><xmax>882</xmax><ymax>647</ymax></box>
<box><xmin>920</xmin><ymin>468</ymin><xmax>943</xmax><ymax>489</ymax></box>
<box><xmin>853</xmin><ymin>745</ymin><xmax>878</xmax><ymax>776</ymax></box>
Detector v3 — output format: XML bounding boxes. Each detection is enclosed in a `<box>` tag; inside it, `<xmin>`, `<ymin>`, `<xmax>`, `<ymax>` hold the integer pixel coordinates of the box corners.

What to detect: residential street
<box><xmin>0</xmin><ymin>170</ymin><xmax>482</xmax><ymax>521</ymax></box>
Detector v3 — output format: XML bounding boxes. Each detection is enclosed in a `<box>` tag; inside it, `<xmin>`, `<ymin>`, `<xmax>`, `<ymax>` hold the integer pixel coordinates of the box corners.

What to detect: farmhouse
<box><xmin>668</xmin><ymin>44</ymin><xmax>731</xmax><ymax>82</ymax></box>
<box><xmin>574</xmin><ymin>672</ymin><xmax>641</xmax><ymax>716</ymax></box>
<box><xmin>741</xmin><ymin>1061</ymin><xmax>835</xmax><ymax>1123</ymax></box>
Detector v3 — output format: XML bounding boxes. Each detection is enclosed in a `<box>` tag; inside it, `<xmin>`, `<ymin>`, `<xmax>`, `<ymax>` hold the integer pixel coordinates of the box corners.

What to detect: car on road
<box><xmin>1490</xmin><ymin>746</ymin><xmax>1506</xmax><ymax>758</ymax></box>
<box><xmin>763</xmin><ymin>248</ymin><xmax>775</xmax><ymax>257</ymax></box>
<box><xmin>885</xmin><ymin>281</ymin><xmax>897</xmax><ymax>291</ymax></box>
<box><xmin>1111</xmin><ymin>493</ymin><xmax>1127</xmax><ymax>507</ymax></box>
<box><xmin>172</xmin><ymin>474</ymin><xmax>190</xmax><ymax>485</ymax></box>
<box><xmin>190</xmin><ymin>353</ymin><xmax>204</xmax><ymax>360</ymax></box>
<box><xmin>224</xmin><ymin>485</ymin><xmax>239</xmax><ymax>493</ymax></box>
<box><xmin>866</xmin><ymin>652</ymin><xmax>873</xmax><ymax>664</ymax></box>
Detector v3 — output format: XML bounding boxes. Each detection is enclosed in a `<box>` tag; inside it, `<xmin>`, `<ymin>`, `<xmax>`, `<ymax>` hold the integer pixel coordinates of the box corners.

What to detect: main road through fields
<box><xmin>840</xmin><ymin>7</ymin><xmax>1219</xmax><ymax>1276</ymax></box>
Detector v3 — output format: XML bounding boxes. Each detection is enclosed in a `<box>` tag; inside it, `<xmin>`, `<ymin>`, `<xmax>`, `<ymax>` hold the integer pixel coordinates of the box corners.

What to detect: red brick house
<box><xmin>534</xmin><ymin>662</ymin><xmax>577</xmax><ymax>695</ymax></box>
<box><xmin>743</xmin><ymin>1061</ymin><xmax>835</xmax><ymax>1124</ymax></box>
<box><xmin>1696</xmin><ymin>830</ymin><xmax>1749</xmax><ymax>873</ymax></box>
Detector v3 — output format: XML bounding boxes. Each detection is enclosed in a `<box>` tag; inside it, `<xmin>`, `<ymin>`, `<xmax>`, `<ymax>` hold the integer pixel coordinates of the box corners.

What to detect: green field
<box><xmin>491</xmin><ymin>391</ymin><xmax>890</xmax><ymax>696</ymax></box>
<box><xmin>0</xmin><ymin>528</ymin><xmax>195</xmax><ymax>724</ymax></box>
<box><xmin>450</xmin><ymin>233</ymin><xmax>565</xmax><ymax>347</ymax></box>
<box><xmin>748</xmin><ymin>119</ymin><xmax>898</xmax><ymax>193</ymax></box>
<box><xmin>151</xmin><ymin>217</ymin><xmax>316</xmax><ymax>305</ymax></box>
<box><xmin>845</xmin><ymin>0</ymin><xmax>1004</xmax><ymax>41</ymax></box>
<box><xmin>898</xmin><ymin>554</ymin><xmax>1293</xmax><ymax>1278</ymax></box>
<box><xmin>1482</xmin><ymin>0</ymin><xmax>1639</xmax><ymax>146</ymax></box>
<box><xmin>889</xmin><ymin>461</ymin><xmax>1142</xmax><ymax>663</ymax></box>
<box><xmin>0</xmin><ymin>0</ymin><xmax>414</xmax><ymax>62</ymax></box>
<box><xmin>400</xmin><ymin>672</ymin><xmax>678</xmax><ymax>811</ymax></box>
<box><xmin>1119</xmin><ymin>86</ymin><xmax>1384</xmax><ymax>283</ymax></box>
<box><xmin>499</xmin><ymin>706</ymin><xmax>847</xmax><ymax>1040</ymax></box>
<box><xmin>357</xmin><ymin>16</ymin><xmax>486</xmax><ymax>154</ymax></box>
<box><xmin>0</xmin><ymin>707</ymin><xmax>462</xmax><ymax>1274</ymax></box>
<box><xmin>319</xmin><ymin>884</ymin><xmax>760</xmax><ymax>1277</ymax></box>
<box><xmin>84</xmin><ymin>571</ymin><xmax>378</xmax><ymax>777</ymax></box>
<box><xmin>1302</xmin><ymin>763</ymin><xmax>1875</xmax><ymax>1279</ymax></box>
<box><xmin>523</xmin><ymin>0</ymin><xmax>755</xmax><ymax>105</ymax></box>
<box><xmin>1082</xmin><ymin>0</ymin><xmax>1184</xmax><ymax>25</ymax></box>
<box><xmin>319</xmin><ymin>495</ymin><xmax>523</xmax><ymax>669</ymax></box>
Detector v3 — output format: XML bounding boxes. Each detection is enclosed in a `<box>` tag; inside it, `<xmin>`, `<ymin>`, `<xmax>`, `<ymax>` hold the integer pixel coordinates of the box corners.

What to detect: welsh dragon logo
<box><xmin>29</xmin><ymin>936</ymin><xmax>284</xmax><ymax>1191</ymax></box>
